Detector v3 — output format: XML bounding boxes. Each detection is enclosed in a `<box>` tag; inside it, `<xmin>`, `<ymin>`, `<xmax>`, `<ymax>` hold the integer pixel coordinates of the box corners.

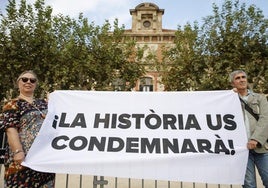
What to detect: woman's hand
<box><xmin>13</xmin><ymin>151</ymin><xmax>25</xmax><ymax>165</ymax></box>
<box><xmin>45</xmin><ymin>91</ymin><xmax>50</xmax><ymax>102</ymax></box>
<box><xmin>6</xmin><ymin>128</ymin><xmax>25</xmax><ymax>164</ymax></box>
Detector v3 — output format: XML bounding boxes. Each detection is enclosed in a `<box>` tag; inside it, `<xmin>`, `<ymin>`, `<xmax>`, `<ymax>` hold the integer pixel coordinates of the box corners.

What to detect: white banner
<box><xmin>23</xmin><ymin>90</ymin><xmax>248</xmax><ymax>185</ymax></box>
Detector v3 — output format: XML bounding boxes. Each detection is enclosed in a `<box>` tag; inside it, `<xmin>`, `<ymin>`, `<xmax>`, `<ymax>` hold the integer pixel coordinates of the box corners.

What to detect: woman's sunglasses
<box><xmin>20</xmin><ymin>77</ymin><xmax>37</xmax><ymax>84</ymax></box>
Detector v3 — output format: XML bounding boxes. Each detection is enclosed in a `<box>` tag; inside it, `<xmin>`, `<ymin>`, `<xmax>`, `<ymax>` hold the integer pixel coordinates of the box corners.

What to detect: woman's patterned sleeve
<box><xmin>2</xmin><ymin>100</ymin><xmax>20</xmax><ymax>130</ymax></box>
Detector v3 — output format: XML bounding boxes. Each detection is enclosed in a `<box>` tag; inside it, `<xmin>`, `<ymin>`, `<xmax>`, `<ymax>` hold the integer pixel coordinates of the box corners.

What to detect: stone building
<box><xmin>124</xmin><ymin>2</ymin><xmax>176</xmax><ymax>91</ymax></box>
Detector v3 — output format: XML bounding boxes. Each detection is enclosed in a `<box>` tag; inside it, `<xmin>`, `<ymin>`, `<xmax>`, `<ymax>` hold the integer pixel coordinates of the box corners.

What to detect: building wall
<box><xmin>126</xmin><ymin>3</ymin><xmax>176</xmax><ymax>91</ymax></box>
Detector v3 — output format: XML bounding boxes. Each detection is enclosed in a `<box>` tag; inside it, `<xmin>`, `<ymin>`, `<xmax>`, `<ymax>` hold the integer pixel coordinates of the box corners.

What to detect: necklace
<box><xmin>18</xmin><ymin>94</ymin><xmax>34</xmax><ymax>103</ymax></box>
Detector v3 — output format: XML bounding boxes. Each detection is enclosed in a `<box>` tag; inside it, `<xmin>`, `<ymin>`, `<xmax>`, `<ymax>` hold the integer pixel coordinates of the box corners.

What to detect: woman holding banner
<box><xmin>230</xmin><ymin>70</ymin><xmax>268</xmax><ymax>188</ymax></box>
<box><xmin>2</xmin><ymin>70</ymin><xmax>55</xmax><ymax>187</ymax></box>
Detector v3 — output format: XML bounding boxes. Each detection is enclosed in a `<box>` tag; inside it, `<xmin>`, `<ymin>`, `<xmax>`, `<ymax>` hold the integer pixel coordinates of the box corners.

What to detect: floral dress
<box><xmin>2</xmin><ymin>98</ymin><xmax>55</xmax><ymax>188</ymax></box>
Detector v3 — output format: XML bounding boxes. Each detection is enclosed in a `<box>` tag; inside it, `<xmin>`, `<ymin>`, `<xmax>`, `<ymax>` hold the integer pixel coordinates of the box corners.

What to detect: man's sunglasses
<box><xmin>20</xmin><ymin>77</ymin><xmax>37</xmax><ymax>84</ymax></box>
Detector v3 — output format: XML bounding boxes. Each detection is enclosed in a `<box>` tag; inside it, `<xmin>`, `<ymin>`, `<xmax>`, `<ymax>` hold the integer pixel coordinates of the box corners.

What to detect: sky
<box><xmin>0</xmin><ymin>0</ymin><xmax>267</xmax><ymax>30</ymax></box>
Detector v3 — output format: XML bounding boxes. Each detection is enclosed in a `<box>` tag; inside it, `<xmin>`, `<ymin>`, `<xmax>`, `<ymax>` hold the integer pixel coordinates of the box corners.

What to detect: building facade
<box><xmin>124</xmin><ymin>2</ymin><xmax>176</xmax><ymax>91</ymax></box>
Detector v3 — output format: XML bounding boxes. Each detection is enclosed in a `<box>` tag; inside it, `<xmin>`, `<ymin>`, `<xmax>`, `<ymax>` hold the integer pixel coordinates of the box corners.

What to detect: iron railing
<box><xmin>0</xmin><ymin>131</ymin><xmax>262</xmax><ymax>188</ymax></box>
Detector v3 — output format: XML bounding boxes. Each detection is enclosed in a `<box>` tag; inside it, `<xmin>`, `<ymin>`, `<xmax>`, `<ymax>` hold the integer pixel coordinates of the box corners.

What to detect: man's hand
<box><xmin>232</xmin><ymin>88</ymin><xmax>238</xmax><ymax>93</ymax></box>
<box><xmin>247</xmin><ymin>140</ymin><xmax>258</xmax><ymax>150</ymax></box>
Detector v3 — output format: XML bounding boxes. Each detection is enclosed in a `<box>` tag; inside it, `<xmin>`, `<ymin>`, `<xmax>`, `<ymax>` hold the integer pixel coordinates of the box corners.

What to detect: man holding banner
<box><xmin>230</xmin><ymin>70</ymin><xmax>268</xmax><ymax>188</ymax></box>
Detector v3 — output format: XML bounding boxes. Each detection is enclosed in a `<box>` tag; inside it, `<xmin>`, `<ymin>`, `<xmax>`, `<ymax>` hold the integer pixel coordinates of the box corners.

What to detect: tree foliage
<box><xmin>162</xmin><ymin>0</ymin><xmax>268</xmax><ymax>92</ymax></box>
<box><xmin>161</xmin><ymin>23</ymin><xmax>204</xmax><ymax>91</ymax></box>
<box><xmin>0</xmin><ymin>0</ymin><xmax>145</xmax><ymax>102</ymax></box>
<box><xmin>1</xmin><ymin>0</ymin><xmax>268</xmax><ymax>103</ymax></box>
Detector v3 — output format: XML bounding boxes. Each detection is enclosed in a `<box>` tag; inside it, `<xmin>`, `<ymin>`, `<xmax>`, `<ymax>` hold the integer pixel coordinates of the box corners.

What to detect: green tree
<box><xmin>162</xmin><ymin>0</ymin><xmax>268</xmax><ymax>92</ymax></box>
<box><xmin>0</xmin><ymin>0</ymin><xmax>145</xmax><ymax>103</ymax></box>
<box><xmin>0</xmin><ymin>0</ymin><xmax>58</xmax><ymax>99</ymax></box>
<box><xmin>199</xmin><ymin>0</ymin><xmax>268</xmax><ymax>91</ymax></box>
<box><xmin>161</xmin><ymin>23</ymin><xmax>204</xmax><ymax>91</ymax></box>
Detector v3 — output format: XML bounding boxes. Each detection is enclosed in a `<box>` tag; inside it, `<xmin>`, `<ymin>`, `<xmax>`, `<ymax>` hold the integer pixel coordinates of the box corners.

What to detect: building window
<box><xmin>139</xmin><ymin>77</ymin><xmax>153</xmax><ymax>92</ymax></box>
<box><xmin>141</xmin><ymin>14</ymin><xmax>153</xmax><ymax>19</ymax></box>
<box><xmin>144</xmin><ymin>36</ymin><xmax>150</xmax><ymax>42</ymax></box>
